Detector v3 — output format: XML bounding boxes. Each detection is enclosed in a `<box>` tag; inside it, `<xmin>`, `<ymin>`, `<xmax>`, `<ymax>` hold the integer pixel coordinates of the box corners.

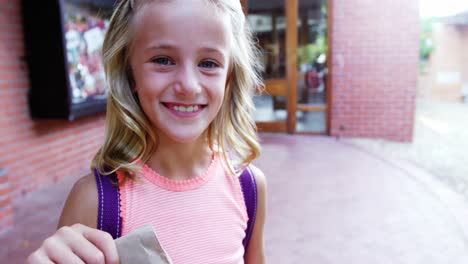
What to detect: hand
<box><xmin>26</xmin><ymin>223</ymin><xmax>119</xmax><ymax>264</ymax></box>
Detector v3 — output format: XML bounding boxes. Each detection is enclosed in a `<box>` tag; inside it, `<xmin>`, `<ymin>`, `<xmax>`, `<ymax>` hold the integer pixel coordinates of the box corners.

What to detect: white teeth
<box><xmin>172</xmin><ymin>105</ymin><xmax>200</xmax><ymax>113</ymax></box>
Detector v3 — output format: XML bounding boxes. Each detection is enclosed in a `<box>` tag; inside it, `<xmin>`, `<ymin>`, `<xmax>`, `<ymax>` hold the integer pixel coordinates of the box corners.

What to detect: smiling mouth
<box><xmin>162</xmin><ymin>102</ymin><xmax>207</xmax><ymax>113</ymax></box>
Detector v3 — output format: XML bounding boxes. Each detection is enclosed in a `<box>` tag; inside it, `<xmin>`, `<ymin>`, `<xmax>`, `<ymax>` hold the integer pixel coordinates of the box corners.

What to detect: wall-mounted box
<box><xmin>22</xmin><ymin>0</ymin><xmax>114</xmax><ymax>120</ymax></box>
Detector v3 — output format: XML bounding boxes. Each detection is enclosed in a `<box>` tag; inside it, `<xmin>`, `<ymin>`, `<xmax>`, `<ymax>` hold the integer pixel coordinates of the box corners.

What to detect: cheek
<box><xmin>212</xmin><ymin>73</ymin><xmax>229</xmax><ymax>95</ymax></box>
<box><xmin>211</xmin><ymin>80</ymin><xmax>226</xmax><ymax>104</ymax></box>
<box><xmin>136</xmin><ymin>71</ymin><xmax>168</xmax><ymax>95</ymax></box>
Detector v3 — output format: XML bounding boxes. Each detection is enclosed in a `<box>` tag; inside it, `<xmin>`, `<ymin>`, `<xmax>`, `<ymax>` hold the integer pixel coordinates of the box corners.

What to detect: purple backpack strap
<box><xmin>239</xmin><ymin>167</ymin><xmax>258</xmax><ymax>251</ymax></box>
<box><xmin>93</xmin><ymin>168</ymin><xmax>122</xmax><ymax>239</ymax></box>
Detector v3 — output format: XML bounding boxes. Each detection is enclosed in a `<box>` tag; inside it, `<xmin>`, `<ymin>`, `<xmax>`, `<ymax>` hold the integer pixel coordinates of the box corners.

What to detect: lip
<box><xmin>163</xmin><ymin>102</ymin><xmax>206</xmax><ymax>108</ymax></box>
<box><xmin>162</xmin><ymin>102</ymin><xmax>206</xmax><ymax>118</ymax></box>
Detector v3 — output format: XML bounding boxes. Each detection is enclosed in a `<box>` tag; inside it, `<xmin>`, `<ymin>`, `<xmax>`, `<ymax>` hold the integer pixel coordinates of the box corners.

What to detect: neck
<box><xmin>147</xmin><ymin>131</ymin><xmax>214</xmax><ymax>180</ymax></box>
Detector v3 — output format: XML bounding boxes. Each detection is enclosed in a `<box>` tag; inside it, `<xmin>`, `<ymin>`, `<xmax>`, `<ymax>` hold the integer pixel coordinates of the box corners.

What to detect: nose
<box><xmin>173</xmin><ymin>64</ymin><xmax>201</xmax><ymax>96</ymax></box>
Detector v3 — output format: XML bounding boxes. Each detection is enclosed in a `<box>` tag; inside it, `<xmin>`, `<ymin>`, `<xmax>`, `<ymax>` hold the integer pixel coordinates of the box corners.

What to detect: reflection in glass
<box><xmin>64</xmin><ymin>2</ymin><xmax>112</xmax><ymax>104</ymax></box>
<box><xmin>248</xmin><ymin>0</ymin><xmax>287</xmax><ymax>123</ymax></box>
<box><xmin>296</xmin><ymin>0</ymin><xmax>328</xmax><ymax>132</ymax></box>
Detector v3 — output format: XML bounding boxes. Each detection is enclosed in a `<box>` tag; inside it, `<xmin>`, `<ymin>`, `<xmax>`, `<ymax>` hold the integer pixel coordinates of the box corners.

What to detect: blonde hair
<box><xmin>92</xmin><ymin>0</ymin><xmax>263</xmax><ymax>179</ymax></box>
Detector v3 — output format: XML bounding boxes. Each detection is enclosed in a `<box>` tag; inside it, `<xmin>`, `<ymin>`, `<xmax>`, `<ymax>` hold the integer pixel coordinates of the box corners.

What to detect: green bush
<box><xmin>298</xmin><ymin>35</ymin><xmax>328</xmax><ymax>68</ymax></box>
<box><xmin>420</xmin><ymin>19</ymin><xmax>435</xmax><ymax>73</ymax></box>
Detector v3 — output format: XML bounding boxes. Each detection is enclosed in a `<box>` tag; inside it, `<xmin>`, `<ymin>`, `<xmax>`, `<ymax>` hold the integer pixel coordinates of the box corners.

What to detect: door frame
<box><xmin>241</xmin><ymin>0</ymin><xmax>332</xmax><ymax>135</ymax></box>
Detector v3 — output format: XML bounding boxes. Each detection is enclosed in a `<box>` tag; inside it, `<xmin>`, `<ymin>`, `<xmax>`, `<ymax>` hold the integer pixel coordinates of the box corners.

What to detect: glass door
<box><xmin>246</xmin><ymin>0</ymin><xmax>293</xmax><ymax>133</ymax></box>
<box><xmin>296</xmin><ymin>0</ymin><xmax>329</xmax><ymax>133</ymax></box>
<box><xmin>243</xmin><ymin>0</ymin><xmax>329</xmax><ymax>134</ymax></box>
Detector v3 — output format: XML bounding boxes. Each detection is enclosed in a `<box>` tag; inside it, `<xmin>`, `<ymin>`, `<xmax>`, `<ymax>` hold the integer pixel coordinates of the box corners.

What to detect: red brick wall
<box><xmin>329</xmin><ymin>0</ymin><xmax>419</xmax><ymax>141</ymax></box>
<box><xmin>0</xmin><ymin>1</ymin><xmax>105</xmax><ymax>231</ymax></box>
<box><xmin>0</xmin><ymin>168</ymin><xmax>13</xmax><ymax>233</ymax></box>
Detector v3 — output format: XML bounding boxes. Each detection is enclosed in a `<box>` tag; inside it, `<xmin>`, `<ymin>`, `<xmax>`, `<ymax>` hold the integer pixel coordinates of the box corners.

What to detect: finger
<box><xmin>73</xmin><ymin>224</ymin><xmax>120</xmax><ymax>264</ymax></box>
<box><xmin>26</xmin><ymin>249</ymin><xmax>55</xmax><ymax>264</ymax></box>
<box><xmin>57</xmin><ymin>226</ymin><xmax>105</xmax><ymax>264</ymax></box>
<box><xmin>42</xmin><ymin>237</ymin><xmax>85</xmax><ymax>264</ymax></box>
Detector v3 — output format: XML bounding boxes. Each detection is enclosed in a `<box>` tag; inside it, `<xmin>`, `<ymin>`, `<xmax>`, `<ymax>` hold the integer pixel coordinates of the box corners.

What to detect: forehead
<box><xmin>131</xmin><ymin>0</ymin><xmax>232</xmax><ymax>52</ymax></box>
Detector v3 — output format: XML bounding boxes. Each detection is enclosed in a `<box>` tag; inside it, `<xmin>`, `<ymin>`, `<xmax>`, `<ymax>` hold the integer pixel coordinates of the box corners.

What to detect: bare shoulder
<box><xmin>249</xmin><ymin>164</ymin><xmax>267</xmax><ymax>192</ymax></box>
<box><xmin>57</xmin><ymin>173</ymin><xmax>98</xmax><ymax>229</ymax></box>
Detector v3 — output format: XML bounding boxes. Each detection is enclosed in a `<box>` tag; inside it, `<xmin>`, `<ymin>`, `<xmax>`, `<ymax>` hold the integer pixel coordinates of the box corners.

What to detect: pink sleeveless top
<box><xmin>116</xmin><ymin>154</ymin><xmax>248</xmax><ymax>264</ymax></box>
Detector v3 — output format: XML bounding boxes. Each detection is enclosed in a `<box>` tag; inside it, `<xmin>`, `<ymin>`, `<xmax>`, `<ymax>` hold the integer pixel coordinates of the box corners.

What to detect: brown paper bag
<box><xmin>115</xmin><ymin>225</ymin><xmax>173</xmax><ymax>264</ymax></box>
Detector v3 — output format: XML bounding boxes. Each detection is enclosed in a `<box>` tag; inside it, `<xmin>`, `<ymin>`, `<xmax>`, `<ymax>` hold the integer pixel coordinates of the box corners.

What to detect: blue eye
<box><xmin>153</xmin><ymin>57</ymin><xmax>173</xmax><ymax>65</ymax></box>
<box><xmin>199</xmin><ymin>60</ymin><xmax>219</xmax><ymax>69</ymax></box>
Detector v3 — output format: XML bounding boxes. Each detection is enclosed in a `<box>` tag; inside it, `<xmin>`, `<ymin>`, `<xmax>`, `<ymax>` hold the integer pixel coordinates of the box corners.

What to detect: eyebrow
<box><xmin>145</xmin><ymin>44</ymin><xmax>226</xmax><ymax>56</ymax></box>
<box><xmin>145</xmin><ymin>44</ymin><xmax>175</xmax><ymax>51</ymax></box>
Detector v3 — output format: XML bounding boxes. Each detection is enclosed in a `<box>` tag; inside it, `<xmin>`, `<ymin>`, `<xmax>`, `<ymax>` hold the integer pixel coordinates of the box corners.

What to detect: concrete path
<box><xmin>2</xmin><ymin>134</ymin><xmax>468</xmax><ymax>263</ymax></box>
<box><xmin>351</xmin><ymin>99</ymin><xmax>468</xmax><ymax>199</ymax></box>
<box><xmin>258</xmin><ymin>134</ymin><xmax>468</xmax><ymax>263</ymax></box>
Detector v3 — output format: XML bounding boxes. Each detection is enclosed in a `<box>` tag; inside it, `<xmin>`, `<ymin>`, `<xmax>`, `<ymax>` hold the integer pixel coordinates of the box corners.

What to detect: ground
<box><xmin>349</xmin><ymin>99</ymin><xmax>468</xmax><ymax>199</ymax></box>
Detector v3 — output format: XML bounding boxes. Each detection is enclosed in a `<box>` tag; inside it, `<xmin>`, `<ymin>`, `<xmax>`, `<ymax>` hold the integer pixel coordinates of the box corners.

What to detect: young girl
<box><xmin>27</xmin><ymin>0</ymin><xmax>266</xmax><ymax>263</ymax></box>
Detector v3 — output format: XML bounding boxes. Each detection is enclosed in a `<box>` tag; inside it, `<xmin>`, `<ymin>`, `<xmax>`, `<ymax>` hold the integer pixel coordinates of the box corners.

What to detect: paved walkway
<box><xmin>350</xmin><ymin>99</ymin><xmax>468</xmax><ymax>199</ymax></box>
<box><xmin>2</xmin><ymin>134</ymin><xmax>468</xmax><ymax>263</ymax></box>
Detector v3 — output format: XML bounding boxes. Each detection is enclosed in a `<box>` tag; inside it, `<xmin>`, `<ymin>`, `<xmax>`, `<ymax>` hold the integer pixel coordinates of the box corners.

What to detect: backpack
<box><xmin>93</xmin><ymin>167</ymin><xmax>257</xmax><ymax>252</ymax></box>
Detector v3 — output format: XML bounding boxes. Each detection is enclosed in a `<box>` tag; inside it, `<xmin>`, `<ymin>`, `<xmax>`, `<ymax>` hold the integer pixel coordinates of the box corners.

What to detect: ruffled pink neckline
<box><xmin>140</xmin><ymin>154</ymin><xmax>218</xmax><ymax>192</ymax></box>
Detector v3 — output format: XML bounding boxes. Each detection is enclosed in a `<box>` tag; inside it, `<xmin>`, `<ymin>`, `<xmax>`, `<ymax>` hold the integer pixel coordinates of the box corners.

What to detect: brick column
<box><xmin>329</xmin><ymin>0</ymin><xmax>419</xmax><ymax>141</ymax></box>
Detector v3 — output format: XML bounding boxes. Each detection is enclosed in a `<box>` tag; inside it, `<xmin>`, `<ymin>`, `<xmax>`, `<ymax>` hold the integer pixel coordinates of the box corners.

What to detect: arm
<box><xmin>57</xmin><ymin>173</ymin><xmax>99</xmax><ymax>228</ymax></box>
<box><xmin>244</xmin><ymin>165</ymin><xmax>267</xmax><ymax>264</ymax></box>
<box><xmin>26</xmin><ymin>174</ymin><xmax>119</xmax><ymax>264</ymax></box>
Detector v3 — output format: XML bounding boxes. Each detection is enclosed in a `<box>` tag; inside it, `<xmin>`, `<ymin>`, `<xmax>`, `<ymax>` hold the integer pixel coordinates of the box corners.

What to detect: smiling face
<box><xmin>129</xmin><ymin>0</ymin><xmax>232</xmax><ymax>144</ymax></box>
